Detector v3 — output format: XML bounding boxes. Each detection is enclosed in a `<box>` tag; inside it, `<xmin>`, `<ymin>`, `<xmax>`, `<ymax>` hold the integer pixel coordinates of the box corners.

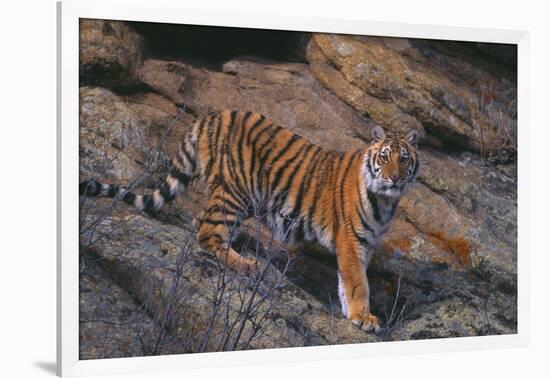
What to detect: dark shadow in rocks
<box><xmin>128</xmin><ymin>20</ymin><xmax>311</xmax><ymax>67</ymax></box>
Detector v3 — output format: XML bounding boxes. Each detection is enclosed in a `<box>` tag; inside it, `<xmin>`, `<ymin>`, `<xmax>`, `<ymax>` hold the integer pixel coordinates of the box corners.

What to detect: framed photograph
<box><xmin>58</xmin><ymin>0</ymin><xmax>528</xmax><ymax>376</ymax></box>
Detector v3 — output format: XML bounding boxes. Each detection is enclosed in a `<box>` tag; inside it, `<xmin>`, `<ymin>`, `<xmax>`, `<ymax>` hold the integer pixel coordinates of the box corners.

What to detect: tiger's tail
<box><xmin>79</xmin><ymin>132</ymin><xmax>197</xmax><ymax>214</ymax></box>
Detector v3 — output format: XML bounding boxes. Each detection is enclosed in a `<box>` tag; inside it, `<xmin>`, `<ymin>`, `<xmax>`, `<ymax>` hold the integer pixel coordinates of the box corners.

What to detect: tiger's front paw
<box><xmin>350</xmin><ymin>312</ymin><xmax>382</xmax><ymax>334</ymax></box>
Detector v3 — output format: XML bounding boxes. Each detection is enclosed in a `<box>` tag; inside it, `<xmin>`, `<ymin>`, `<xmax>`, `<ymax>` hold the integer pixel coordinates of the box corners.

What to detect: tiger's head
<box><xmin>363</xmin><ymin>126</ymin><xmax>420</xmax><ymax>198</ymax></box>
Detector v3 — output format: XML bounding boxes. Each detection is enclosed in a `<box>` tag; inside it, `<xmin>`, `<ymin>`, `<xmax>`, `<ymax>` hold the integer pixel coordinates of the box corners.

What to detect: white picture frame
<box><xmin>57</xmin><ymin>0</ymin><xmax>529</xmax><ymax>376</ymax></box>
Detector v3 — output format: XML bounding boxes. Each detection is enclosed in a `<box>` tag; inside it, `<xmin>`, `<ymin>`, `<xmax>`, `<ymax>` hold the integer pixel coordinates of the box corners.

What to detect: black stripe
<box><xmin>289</xmin><ymin>146</ymin><xmax>323</xmax><ymax>219</ymax></box>
<box><xmin>213</xmin><ymin>195</ymin><xmax>244</xmax><ymax>213</ymax></box>
<box><xmin>107</xmin><ymin>186</ymin><xmax>118</xmax><ymax>198</ymax></box>
<box><xmin>332</xmin><ymin>156</ymin><xmax>343</xmax><ymax>231</ymax></box>
<box><xmin>257</xmin><ymin>125</ymin><xmax>284</xmax><ymax>159</ymax></box>
<box><xmin>215</xmin><ymin>113</ymin><xmax>224</xmax><ymax>145</ymax></box>
<box><xmin>297</xmin><ymin>148</ymin><xmax>322</xmax><ymax>239</ymax></box>
<box><xmin>170</xmin><ymin>168</ymin><xmax>190</xmax><ymax>186</ymax></box>
<box><xmin>248</xmin><ymin>123</ymin><xmax>272</xmax><ymax>185</ymax></box>
<box><xmin>351</xmin><ymin>222</ymin><xmax>369</xmax><ymax>246</ymax></box>
<box><xmin>252</xmin><ymin>126</ymin><xmax>285</xmax><ymax>195</ymax></box>
<box><xmin>213</xmin><ymin>113</ymin><xmax>224</xmax><ymax>162</ymax></box>
<box><xmin>204</xmin><ymin>114</ymin><xmax>219</xmax><ymax>177</ymax></box>
<box><xmin>269</xmin><ymin>132</ymin><xmax>302</xmax><ymax>158</ymax></box>
<box><xmin>366</xmin><ymin>150</ymin><xmax>376</xmax><ymax>177</ymax></box>
<box><xmin>294</xmin><ymin>219</ymin><xmax>305</xmax><ymax>241</ymax></box>
<box><xmin>221</xmin><ymin>181</ymin><xmax>248</xmax><ymax>208</ymax></box>
<box><xmin>237</xmin><ymin>112</ymin><xmax>253</xmax><ymax>191</ymax></box>
<box><xmin>230</xmin><ymin>110</ymin><xmax>238</xmax><ymax>128</ymax></box>
<box><xmin>367</xmin><ymin>190</ymin><xmax>381</xmax><ymax>222</ymax></box>
<box><xmin>250</xmin><ymin>124</ymin><xmax>282</xmax><ymax>200</ymax></box>
<box><xmin>387</xmin><ymin>200</ymin><xmax>398</xmax><ymax>221</ymax></box>
<box><xmin>142</xmin><ymin>195</ymin><xmax>156</xmax><ymax>213</ymax></box>
<box><xmin>355</xmin><ymin>175</ymin><xmax>373</xmax><ymax>227</ymax></box>
<box><xmin>79</xmin><ymin>180</ymin><xmax>101</xmax><ymax>197</ymax></box>
<box><xmin>411</xmin><ymin>156</ymin><xmax>419</xmax><ymax>178</ymax></box>
<box><xmin>250</xmin><ymin>120</ymin><xmax>273</xmax><ymax>148</ymax></box>
<box><xmin>265</xmin><ymin>134</ymin><xmax>301</xmax><ymax>193</ymax></box>
<box><xmin>270</xmin><ymin>142</ymin><xmax>309</xmax><ymax>201</ymax></box>
<box><xmin>122</xmin><ymin>191</ymin><xmax>136</xmax><ymax>205</ymax></box>
<box><xmin>246</xmin><ymin>114</ymin><xmax>266</xmax><ymax>145</ymax></box>
<box><xmin>273</xmin><ymin>144</ymin><xmax>314</xmax><ymax>208</ymax></box>
<box><xmin>339</xmin><ymin>152</ymin><xmax>359</xmax><ymax>224</ymax></box>
<box><xmin>220</xmin><ymin>122</ymin><xmax>249</xmax><ymax>199</ymax></box>
<box><xmin>224</xmin><ymin>142</ymin><xmax>249</xmax><ymax>198</ymax></box>
<box><xmin>266</xmin><ymin>133</ymin><xmax>301</xmax><ymax>167</ymax></box>
<box><xmin>159</xmin><ymin>183</ymin><xmax>175</xmax><ymax>202</ymax></box>
<box><xmin>222</xmin><ymin>119</ymin><xmax>248</xmax><ymax>202</ymax></box>
<box><xmin>197</xmin><ymin>114</ymin><xmax>211</xmax><ymax>141</ymax></box>
<box><xmin>307</xmin><ymin>152</ymin><xmax>330</xmax><ymax>235</ymax></box>
<box><xmin>207</xmin><ymin>114</ymin><xmax>217</xmax><ymax>150</ymax></box>
<box><xmin>356</xmin><ymin>205</ymin><xmax>374</xmax><ymax>233</ymax></box>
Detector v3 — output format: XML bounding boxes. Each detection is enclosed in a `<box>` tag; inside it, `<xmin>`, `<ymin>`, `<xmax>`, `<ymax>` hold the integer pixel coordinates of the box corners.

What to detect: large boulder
<box><xmin>79</xmin><ymin>20</ymin><xmax>146</xmax><ymax>89</ymax></box>
<box><xmin>79</xmin><ymin>255</ymin><xmax>161</xmax><ymax>359</ymax></box>
<box><xmin>138</xmin><ymin>58</ymin><xmax>375</xmax><ymax>151</ymax></box>
<box><xmin>79</xmin><ymin>86</ymin><xmax>192</xmax><ymax>186</ymax></box>
<box><xmin>306</xmin><ymin>34</ymin><xmax>517</xmax><ymax>155</ymax></box>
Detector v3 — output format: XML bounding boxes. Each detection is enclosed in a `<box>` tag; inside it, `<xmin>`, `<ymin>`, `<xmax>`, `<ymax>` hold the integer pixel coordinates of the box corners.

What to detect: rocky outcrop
<box><xmin>306</xmin><ymin>34</ymin><xmax>517</xmax><ymax>156</ymax></box>
<box><xmin>78</xmin><ymin>21</ymin><xmax>517</xmax><ymax>357</ymax></box>
<box><xmin>79</xmin><ymin>19</ymin><xmax>146</xmax><ymax>89</ymax></box>
<box><xmin>80</xmin><ymin>254</ymin><xmax>162</xmax><ymax>359</ymax></box>
<box><xmin>80</xmin><ymin>213</ymin><xmax>378</xmax><ymax>354</ymax></box>
<box><xmin>138</xmin><ymin>58</ymin><xmax>373</xmax><ymax>150</ymax></box>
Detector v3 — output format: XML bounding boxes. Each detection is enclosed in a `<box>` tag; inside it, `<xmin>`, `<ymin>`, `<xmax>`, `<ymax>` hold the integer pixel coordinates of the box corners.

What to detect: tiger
<box><xmin>80</xmin><ymin>110</ymin><xmax>420</xmax><ymax>333</ymax></box>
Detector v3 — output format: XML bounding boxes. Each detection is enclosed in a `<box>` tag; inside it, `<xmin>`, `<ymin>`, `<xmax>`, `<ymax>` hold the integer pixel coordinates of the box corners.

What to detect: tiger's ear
<box><xmin>406</xmin><ymin>130</ymin><xmax>420</xmax><ymax>148</ymax></box>
<box><xmin>372</xmin><ymin>126</ymin><xmax>386</xmax><ymax>142</ymax></box>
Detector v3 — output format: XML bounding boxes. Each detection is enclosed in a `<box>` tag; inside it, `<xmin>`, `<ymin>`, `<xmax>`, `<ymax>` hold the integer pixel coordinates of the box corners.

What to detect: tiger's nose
<box><xmin>390</xmin><ymin>174</ymin><xmax>399</xmax><ymax>183</ymax></box>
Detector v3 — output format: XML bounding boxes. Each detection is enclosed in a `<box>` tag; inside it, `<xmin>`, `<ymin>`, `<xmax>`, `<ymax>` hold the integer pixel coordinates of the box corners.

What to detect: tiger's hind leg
<box><xmin>196</xmin><ymin>189</ymin><xmax>256</xmax><ymax>276</ymax></box>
